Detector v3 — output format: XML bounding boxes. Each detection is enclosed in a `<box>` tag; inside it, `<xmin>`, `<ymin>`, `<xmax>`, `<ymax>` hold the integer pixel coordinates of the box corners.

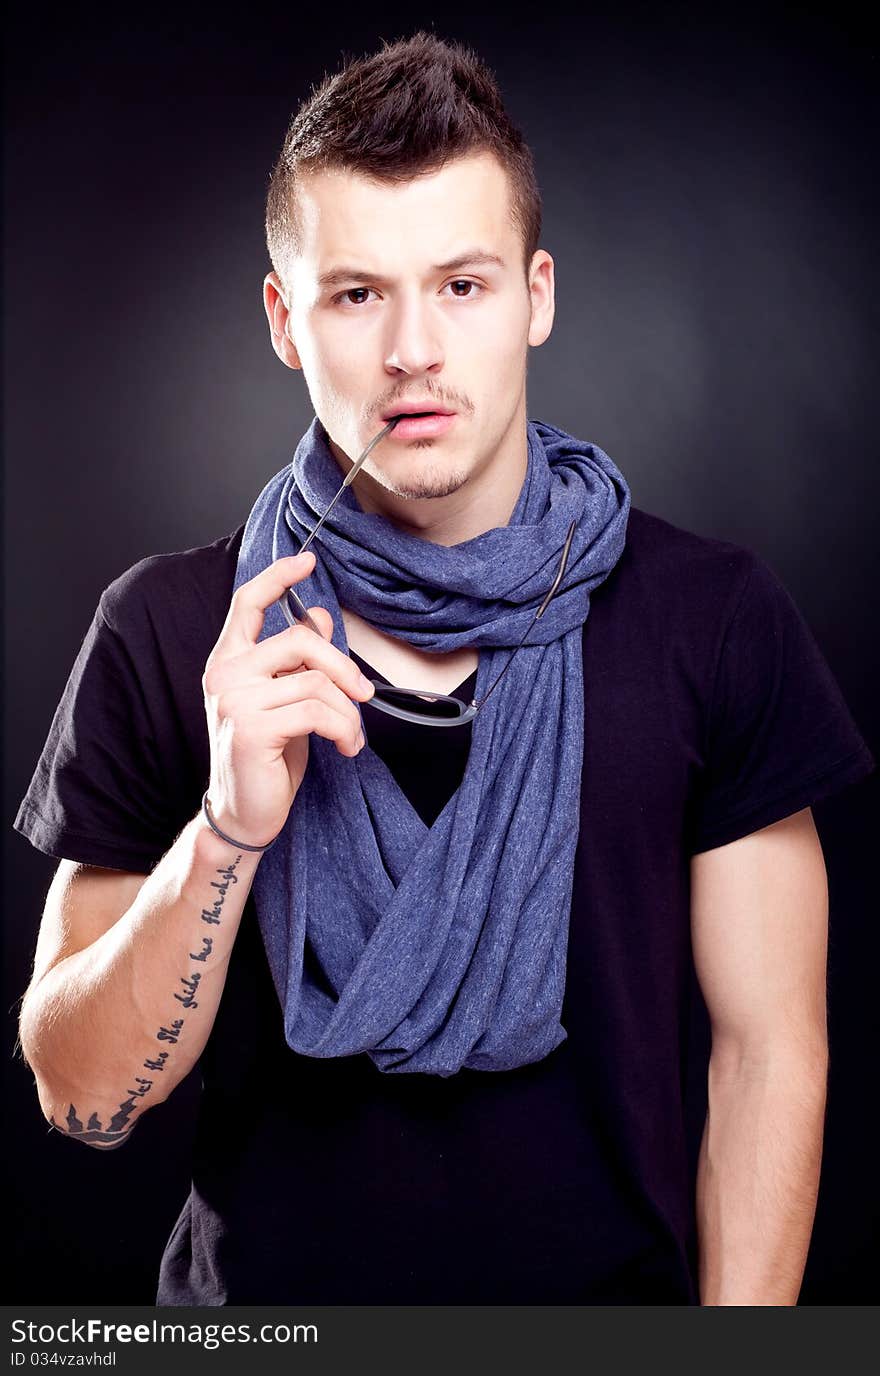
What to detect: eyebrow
<box><xmin>316</xmin><ymin>249</ymin><xmax>507</xmax><ymax>290</ymax></box>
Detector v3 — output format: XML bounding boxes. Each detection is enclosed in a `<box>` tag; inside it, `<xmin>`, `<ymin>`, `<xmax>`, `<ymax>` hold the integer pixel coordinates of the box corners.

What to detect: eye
<box><xmin>333</xmin><ymin>287</ymin><xmax>376</xmax><ymax>307</ymax></box>
<box><xmin>330</xmin><ymin>279</ymin><xmax>484</xmax><ymax>307</ymax></box>
<box><xmin>446</xmin><ymin>279</ymin><xmax>482</xmax><ymax>298</ymax></box>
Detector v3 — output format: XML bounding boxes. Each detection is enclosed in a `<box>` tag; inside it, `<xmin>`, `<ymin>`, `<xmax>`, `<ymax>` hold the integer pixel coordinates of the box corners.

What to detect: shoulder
<box><xmin>98</xmin><ymin>524</ymin><xmax>245</xmax><ymax>644</ymax></box>
<box><xmin>624</xmin><ymin>505</ymin><xmax>757</xmax><ymax>587</ymax></box>
<box><xmin>614</xmin><ymin>505</ymin><xmax>768</xmax><ymax>627</ymax></box>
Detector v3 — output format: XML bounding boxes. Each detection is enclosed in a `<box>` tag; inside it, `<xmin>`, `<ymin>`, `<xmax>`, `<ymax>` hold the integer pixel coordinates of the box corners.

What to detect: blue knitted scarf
<box><xmin>232</xmin><ymin>415</ymin><xmax>630</xmax><ymax>1076</ymax></box>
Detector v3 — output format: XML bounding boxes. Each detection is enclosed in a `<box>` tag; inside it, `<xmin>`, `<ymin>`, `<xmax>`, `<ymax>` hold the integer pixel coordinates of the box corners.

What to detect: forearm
<box><xmin>18</xmin><ymin>813</ymin><xmax>263</xmax><ymax>1147</ymax></box>
<box><xmin>696</xmin><ymin>1044</ymin><xmax>828</xmax><ymax>1305</ymax></box>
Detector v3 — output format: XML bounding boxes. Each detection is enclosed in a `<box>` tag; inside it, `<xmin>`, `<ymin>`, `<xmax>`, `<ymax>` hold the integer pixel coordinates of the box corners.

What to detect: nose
<box><xmin>383</xmin><ymin>290</ymin><xmax>445</xmax><ymax>377</ymax></box>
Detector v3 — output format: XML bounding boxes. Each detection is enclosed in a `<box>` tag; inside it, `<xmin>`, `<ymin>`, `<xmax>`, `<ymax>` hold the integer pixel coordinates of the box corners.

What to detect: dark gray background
<box><xmin>5</xmin><ymin>2</ymin><xmax>877</xmax><ymax>1304</ymax></box>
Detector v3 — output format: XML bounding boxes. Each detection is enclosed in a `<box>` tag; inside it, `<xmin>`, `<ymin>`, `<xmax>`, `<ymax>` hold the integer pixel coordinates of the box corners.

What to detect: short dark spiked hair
<box><xmin>265</xmin><ymin>30</ymin><xmax>543</xmax><ymax>293</ymax></box>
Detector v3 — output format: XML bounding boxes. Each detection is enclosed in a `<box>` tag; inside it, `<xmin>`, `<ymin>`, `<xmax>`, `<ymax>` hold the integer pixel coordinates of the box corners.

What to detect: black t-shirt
<box><xmin>13</xmin><ymin>506</ymin><xmax>875</xmax><ymax>1305</ymax></box>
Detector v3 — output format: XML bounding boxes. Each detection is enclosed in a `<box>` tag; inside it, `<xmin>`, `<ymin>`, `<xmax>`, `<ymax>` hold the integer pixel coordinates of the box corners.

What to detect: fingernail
<box><xmin>359</xmin><ymin>673</ymin><xmax>374</xmax><ymax>693</ymax></box>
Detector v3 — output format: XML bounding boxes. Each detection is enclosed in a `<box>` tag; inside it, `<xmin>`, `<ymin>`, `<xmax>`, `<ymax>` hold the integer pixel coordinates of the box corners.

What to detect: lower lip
<box><xmin>386</xmin><ymin>413</ymin><xmax>457</xmax><ymax>439</ymax></box>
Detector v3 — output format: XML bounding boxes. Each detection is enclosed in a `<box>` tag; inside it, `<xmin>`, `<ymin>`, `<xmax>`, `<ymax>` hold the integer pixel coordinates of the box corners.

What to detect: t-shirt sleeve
<box><xmin>13</xmin><ymin>594</ymin><xmax>182</xmax><ymax>873</ymax></box>
<box><xmin>688</xmin><ymin>553</ymin><xmax>876</xmax><ymax>854</ymax></box>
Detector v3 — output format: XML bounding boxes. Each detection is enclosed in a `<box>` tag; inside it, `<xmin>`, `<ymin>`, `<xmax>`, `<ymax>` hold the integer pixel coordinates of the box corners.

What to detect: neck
<box><xmin>327</xmin><ymin>401</ymin><xmax>529</xmax><ymax>547</ymax></box>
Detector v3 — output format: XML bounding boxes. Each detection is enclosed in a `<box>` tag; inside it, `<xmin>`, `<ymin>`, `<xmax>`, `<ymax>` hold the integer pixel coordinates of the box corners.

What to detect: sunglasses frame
<box><xmin>275</xmin><ymin>417</ymin><xmax>576</xmax><ymax>728</ymax></box>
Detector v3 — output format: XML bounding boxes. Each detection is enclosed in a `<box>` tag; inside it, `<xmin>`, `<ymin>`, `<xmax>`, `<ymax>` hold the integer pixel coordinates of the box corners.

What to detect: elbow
<box><xmin>21</xmin><ymin>1010</ymin><xmax>149</xmax><ymax>1152</ymax></box>
<box><xmin>44</xmin><ymin>1103</ymin><xmax>140</xmax><ymax>1151</ymax></box>
<box><xmin>708</xmin><ymin>1029</ymin><xmax>829</xmax><ymax>1088</ymax></box>
<box><xmin>33</xmin><ymin>1079</ymin><xmax>142</xmax><ymax>1152</ymax></box>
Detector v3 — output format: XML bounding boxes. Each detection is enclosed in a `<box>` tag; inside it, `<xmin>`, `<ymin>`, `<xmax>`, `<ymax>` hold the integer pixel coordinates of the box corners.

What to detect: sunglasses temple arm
<box><xmin>472</xmin><ymin>519</ymin><xmax>577</xmax><ymax>711</ymax></box>
<box><xmin>472</xmin><ymin>616</ymin><xmax>537</xmax><ymax>710</ymax></box>
<box><xmin>299</xmin><ymin>417</ymin><xmax>400</xmax><ymax>556</ymax></box>
<box><xmin>278</xmin><ymin>416</ymin><xmax>401</xmax><ymax>635</ymax></box>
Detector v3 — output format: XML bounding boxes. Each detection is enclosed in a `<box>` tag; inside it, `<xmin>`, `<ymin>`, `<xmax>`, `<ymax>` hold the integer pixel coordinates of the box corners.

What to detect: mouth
<box><xmin>382</xmin><ymin>411</ymin><xmax>458</xmax><ymax>440</ymax></box>
<box><xmin>381</xmin><ymin>404</ymin><xmax>456</xmax><ymax>421</ymax></box>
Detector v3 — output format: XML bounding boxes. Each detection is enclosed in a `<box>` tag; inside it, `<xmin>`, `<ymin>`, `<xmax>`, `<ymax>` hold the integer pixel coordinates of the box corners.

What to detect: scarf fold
<box><xmin>232</xmin><ymin>415</ymin><xmax>630</xmax><ymax>1075</ymax></box>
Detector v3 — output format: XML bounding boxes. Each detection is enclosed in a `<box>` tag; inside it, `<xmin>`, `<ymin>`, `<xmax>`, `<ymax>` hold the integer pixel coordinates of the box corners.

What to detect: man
<box><xmin>13</xmin><ymin>30</ymin><xmax>875</xmax><ymax>1306</ymax></box>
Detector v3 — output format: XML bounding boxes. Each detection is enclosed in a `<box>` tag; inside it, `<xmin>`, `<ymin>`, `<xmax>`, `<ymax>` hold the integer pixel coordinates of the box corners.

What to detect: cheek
<box><xmin>481</xmin><ymin>321</ymin><xmax>529</xmax><ymax>386</ymax></box>
<box><xmin>297</xmin><ymin>324</ymin><xmax>362</xmax><ymax>395</ymax></box>
<box><xmin>323</xmin><ymin>320</ymin><xmax>386</xmax><ymax>385</ymax></box>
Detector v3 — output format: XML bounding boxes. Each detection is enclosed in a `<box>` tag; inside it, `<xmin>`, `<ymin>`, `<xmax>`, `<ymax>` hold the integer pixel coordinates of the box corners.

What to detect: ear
<box><xmin>263</xmin><ymin>272</ymin><xmax>302</xmax><ymax>370</ymax></box>
<box><xmin>527</xmin><ymin>251</ymin><xmax>555</xmax><ymax>348</ymax></box>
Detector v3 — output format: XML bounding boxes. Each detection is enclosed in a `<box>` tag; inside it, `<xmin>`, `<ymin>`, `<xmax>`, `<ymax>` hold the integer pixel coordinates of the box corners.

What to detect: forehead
<box><xmin>291</xmin><ymin>151</ymin><xmax>517</xmax><ymax>277</ymax></box>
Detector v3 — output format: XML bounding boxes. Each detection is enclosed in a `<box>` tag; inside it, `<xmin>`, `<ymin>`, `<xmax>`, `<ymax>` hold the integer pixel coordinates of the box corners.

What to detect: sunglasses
<box><xmin>277</xmin><ymin>416</ymin><xmax>576</xmax><ymax>727</ymax></box>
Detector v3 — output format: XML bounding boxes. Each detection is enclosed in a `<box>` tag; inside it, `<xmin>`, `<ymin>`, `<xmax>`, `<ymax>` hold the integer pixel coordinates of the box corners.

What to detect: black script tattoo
<box><xmin>156</xmin><ymin>1018</ymin><xmax>185</xmax><ymax>1043</ymax></box>
<box><xmin>174</xmin><ymin>971</ymin><xmax>202</xmax><ymax>1008</ymax></box>
<box><xmin>50</xmin><ymin>853</ymin><xmax>245</xmax><ymax>1149</ymax></box>
<box><xmin>201</xmin><ymin>856</ymin><xmax>243</xmax><ymax>925</ymax></box>
<box><xmin>190</xmin><ymin>936</ymin><xmax>213</xmax><ymax>962</ymax></box>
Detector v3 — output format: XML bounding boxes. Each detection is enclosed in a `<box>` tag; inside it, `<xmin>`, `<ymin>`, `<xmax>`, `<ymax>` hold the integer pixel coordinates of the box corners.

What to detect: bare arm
<box><xmin>18</xmin><ymin>819</ymin><xmax>262</xmax><ymax>1148</ymax></box>
<box><xmin>690</xmin><ymin>806</ymin><xmax>830</xmax><ymax>1305</ymax></box>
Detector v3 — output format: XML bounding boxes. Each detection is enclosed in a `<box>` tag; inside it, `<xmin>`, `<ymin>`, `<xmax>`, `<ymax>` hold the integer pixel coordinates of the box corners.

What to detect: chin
<box><xmin>376</xmin><ymin>461</ymin><xmax>471</xmax><ymax>502</ymax></box>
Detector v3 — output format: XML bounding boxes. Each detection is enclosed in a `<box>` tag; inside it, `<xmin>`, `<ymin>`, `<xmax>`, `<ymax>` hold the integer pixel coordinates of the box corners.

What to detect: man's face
<box><xmin>266</xmin><ymin>151</ymin><xmax>553</xmax><ymax>506</ymax></box>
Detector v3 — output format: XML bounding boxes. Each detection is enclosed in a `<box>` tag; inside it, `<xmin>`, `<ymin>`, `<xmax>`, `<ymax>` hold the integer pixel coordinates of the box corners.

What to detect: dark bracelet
<box><xmin>201</xmin><ymin>790</ymin><xmax>280</xmax><ymax>852</ymax></box>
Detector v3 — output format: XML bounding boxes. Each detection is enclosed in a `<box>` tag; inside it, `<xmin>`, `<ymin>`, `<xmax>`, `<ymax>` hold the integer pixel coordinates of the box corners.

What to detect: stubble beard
<box><xmin>373</xmin><ymin>438</ymin><xmax>470</xmax><ymax>501</ymax></box>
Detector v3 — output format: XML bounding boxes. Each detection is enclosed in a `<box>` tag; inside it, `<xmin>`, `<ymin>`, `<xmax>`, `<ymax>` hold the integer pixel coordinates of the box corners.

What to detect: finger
<box><xmin>220</xmin><ymin>668</ymin><xmax>366</xmax><ymax>735</ymax></box>
<box><xmin>306</xmin><ymin>606</ymin><xmax>334</xmax><ymax>641</ymax></box>
<box><xmin>215</xmin><ymin>552</ymin><xmax>317</xmax><ymax>655</ymax></box>
<box><xmin>248</xmin><ymin>624</ymin><xmax>374</xmax><ymax>701</ymax></box>
<box><xmin>261</xmin><ymin>698</ymin><xmax>366</xmax><ymax>757</ymax></box>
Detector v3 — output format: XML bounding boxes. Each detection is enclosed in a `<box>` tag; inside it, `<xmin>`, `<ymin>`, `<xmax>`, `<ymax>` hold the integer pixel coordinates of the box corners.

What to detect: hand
<box><xmin>201</xmin><ymin>551</ymin><xmax>375</xmax><ymax>847</ymax></box>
